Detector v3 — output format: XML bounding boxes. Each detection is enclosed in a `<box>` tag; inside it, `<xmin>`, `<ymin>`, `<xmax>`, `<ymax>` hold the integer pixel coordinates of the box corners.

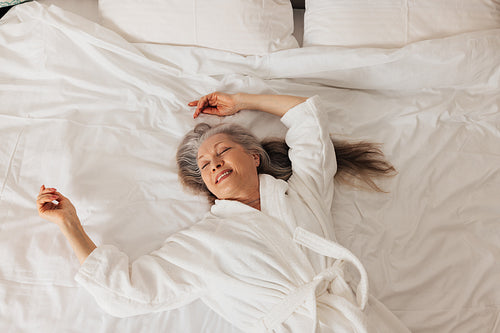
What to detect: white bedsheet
<box><xmin>0</xmin><ymin>2</ymin><xmax>499</xmax><ymax>332</ymax></box>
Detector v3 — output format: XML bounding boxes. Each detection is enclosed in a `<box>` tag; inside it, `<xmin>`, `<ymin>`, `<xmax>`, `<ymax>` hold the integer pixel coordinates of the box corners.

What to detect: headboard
<box><xmin>291</xmin><ymin>0</ymin><xmax>305</xmax><ymax>9</ymax></box>
<box><xmin>0</xmin><ymin>5</ymin><xmax>11</xmax><ymax>18</ymax></box>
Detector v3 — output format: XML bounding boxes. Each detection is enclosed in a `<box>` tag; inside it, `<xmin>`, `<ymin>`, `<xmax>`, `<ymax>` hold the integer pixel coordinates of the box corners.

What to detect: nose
<box><xmin>211</xmin><ymin>158</ymin><xmax>224</xmax><ymax>172</ymax></box>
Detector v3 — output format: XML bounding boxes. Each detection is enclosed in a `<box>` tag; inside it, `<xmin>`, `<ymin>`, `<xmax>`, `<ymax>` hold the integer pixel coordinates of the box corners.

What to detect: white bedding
<box><xmin>0</xmin><ymin>2</ymin><xmax>499</xmax><ymax>332</ymax></box>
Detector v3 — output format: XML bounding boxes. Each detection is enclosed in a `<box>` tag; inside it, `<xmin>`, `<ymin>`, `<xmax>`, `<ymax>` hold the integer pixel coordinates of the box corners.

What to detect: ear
<box><xmin>252</xmin><ymin>153</ymin><xmax>260</xmax><ymax>167</ymax></box>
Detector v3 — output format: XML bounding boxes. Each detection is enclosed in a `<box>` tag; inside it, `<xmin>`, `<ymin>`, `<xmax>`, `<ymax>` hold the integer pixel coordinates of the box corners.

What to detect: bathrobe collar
<box><xmin>210</xmin><ymin>173</ymin><xmax>288</xmax><ymax>218</ymax></box>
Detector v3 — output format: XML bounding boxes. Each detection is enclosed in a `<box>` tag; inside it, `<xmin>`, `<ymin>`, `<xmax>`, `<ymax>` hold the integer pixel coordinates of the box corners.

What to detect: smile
<box><xmin>216</xmin><ymin>169</ymin><xmax>233</xmax><ymax>184</ymax></box>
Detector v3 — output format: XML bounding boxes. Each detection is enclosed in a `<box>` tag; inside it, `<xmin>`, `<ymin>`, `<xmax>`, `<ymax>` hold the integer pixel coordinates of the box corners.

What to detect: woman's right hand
<box><xmin>36</xmin><ymin>185</ymin><xmax>79</xmax><ymax>227</ymax></box>
<box><xmin>188</xmin><ymin>92</ymin><xmax>241</xmax><ymax>119</ymax></box>
<box><xmin>37</xmin><ymin>185</ymin><xmax>96</xmax><ymax>265</ymax></box>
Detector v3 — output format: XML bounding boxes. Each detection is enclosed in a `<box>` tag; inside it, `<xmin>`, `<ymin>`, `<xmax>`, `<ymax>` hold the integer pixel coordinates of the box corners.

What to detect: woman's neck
<box><xmin>241</xmin><ymin>197</ymin><xmax>261</xmax><ymax>211</ymax></box>
<box><xmin>233</xmin><ymin>178</ymin><xmax>261</xmax><ymax>210</ymax></box>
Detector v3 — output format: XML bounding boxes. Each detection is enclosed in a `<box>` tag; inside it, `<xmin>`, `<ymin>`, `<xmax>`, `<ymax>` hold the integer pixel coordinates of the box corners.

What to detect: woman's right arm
<box><xmin>74</xmin><ymin>243</ymin><xmax>203</xmax><ymax>317</ymax></box>
<box><xmin>37</xmin><ymin>185</ymin><xmax>96</xmax><ymax>265</ymax></box>
<box><xmin>37</xmin><ymin>186</ymin><xmax>202</xmax><ymax>317</ymax></box>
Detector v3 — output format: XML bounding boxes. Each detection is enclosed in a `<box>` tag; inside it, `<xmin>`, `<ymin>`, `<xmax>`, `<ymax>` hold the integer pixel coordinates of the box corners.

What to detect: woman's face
<box><xmin>197</xmin><ymin>133</ymin><xmax>260</xmax><ymax>201</ymax></box>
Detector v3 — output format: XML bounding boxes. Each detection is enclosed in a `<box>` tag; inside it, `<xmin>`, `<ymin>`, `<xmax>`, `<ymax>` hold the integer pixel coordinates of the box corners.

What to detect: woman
<box><xmin>37</xmin><ymin>92</ymin><xmax>408</xmax><ymax>332</ymax></box>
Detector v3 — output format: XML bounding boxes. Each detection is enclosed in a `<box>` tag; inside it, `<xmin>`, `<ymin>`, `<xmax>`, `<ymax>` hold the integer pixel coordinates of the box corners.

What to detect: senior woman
<box><xmin>36</xmin><ymin>92</ymin><xmax>409</xmax><ymax>332</ymax></box>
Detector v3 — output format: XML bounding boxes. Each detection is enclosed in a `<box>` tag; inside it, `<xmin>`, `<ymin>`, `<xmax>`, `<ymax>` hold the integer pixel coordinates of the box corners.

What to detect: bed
<box><xmin>0</xmin><ymin>0</ymin><xmax>499</xmax><ymax>332</ymax></box>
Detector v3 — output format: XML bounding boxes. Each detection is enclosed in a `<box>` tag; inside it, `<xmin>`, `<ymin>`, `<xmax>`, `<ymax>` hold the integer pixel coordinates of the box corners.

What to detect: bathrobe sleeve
<box><xmin>280</xmin><ymin>95</ymin><xmax>337</xmax><ymax>210</ymax></box>
<box><xmin>74</xmin><ymin>241</ymin><xmax>204</xmax><ymax>318</ymax></box>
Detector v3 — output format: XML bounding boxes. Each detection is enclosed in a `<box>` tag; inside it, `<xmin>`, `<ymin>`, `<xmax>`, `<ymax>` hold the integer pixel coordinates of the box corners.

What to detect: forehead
<box><xmin>197</xmin><ymin>133</ymin><xmax>234</xmax><ymax>158</ymax></box>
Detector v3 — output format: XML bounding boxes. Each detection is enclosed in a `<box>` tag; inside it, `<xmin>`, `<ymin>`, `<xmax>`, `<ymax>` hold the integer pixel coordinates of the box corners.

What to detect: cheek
<box><xmin>229</xmin><ymin>151</ymin><xmax>255</xmax><ymax>171</ymax></box>
<box><xmin>201</xmin><ymin>170</ymin><xmax>222</xmax><ymax>194</ymax></box>
<box><xmin>241</xmin><ymin>155</ymin><xmax>259</xmax><ymax>174</ymax></box>
<box><xmin>200</xmin><ymin>171</ymin><xmax>212</xmax><ymax>187</ymax></box>
<box><xmin>201</xmin><ymin>173</ymin><xmax>218</xmax><ymax>196</ymax></box>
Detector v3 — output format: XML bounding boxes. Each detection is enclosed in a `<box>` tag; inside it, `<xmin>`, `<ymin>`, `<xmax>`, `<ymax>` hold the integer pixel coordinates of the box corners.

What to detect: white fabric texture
<box><xmin>98</xmin><ymin>0</ymin><xmax>298</xmax><ymax>55</ymax></box>
<box><xmin>1</xmin><ymin>2</ymin><xmax>500</xmax><ymax>332</ymax></box>
<box><xmin>304</xmin><ymin>0</ymin><xmax>500</xmax><ymax>47</ymax></box>
<box><xmin>33</xmin><ymin>0</ymin><xmax>308</xmax><ymax>46</ymax></box>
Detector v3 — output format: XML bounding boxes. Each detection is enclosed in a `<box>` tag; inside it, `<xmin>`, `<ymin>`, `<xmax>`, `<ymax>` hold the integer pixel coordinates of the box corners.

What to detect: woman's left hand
<box><xmin>188</xmin><ymin>92</ymin><xmax>241</xmax><ymax>119</ymax></box>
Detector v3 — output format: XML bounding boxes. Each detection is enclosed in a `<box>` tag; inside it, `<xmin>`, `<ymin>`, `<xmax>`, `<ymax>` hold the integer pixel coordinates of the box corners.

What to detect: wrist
<box><xmin>57</xmin><ymin>216</ymin><xmax>97</xmax><ymax>265</ymax></box>
<box><xmin>234</xmin><ymin>93</ymin><xmax>252</xmax><ymax>111</ymax></box>
<box><xmin>58</xmin><ymin>216</ymin><xmax>81</xmax><ymax>232</ymax></box>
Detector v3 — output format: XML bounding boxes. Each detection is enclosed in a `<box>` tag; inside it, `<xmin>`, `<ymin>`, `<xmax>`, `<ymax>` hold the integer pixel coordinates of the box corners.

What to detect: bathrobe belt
<box><xmin>260</xmin><ymin>227</ymin><xmax>369</xmax><ymax>332</ymax></box>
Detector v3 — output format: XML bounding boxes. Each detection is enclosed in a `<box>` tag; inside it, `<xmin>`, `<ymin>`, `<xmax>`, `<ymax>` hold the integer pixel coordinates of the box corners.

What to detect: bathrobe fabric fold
<box><xmin>75</xmin><ymin>96</ymin><xmax>409</xmax><ymax>332</ymax></box>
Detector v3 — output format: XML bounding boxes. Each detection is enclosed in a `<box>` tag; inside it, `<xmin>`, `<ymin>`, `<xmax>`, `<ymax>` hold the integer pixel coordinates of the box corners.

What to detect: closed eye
<box><xmin>200</xmin><ymin>147</ymin><xmax>231</xmax><ymax>170</ymax></box>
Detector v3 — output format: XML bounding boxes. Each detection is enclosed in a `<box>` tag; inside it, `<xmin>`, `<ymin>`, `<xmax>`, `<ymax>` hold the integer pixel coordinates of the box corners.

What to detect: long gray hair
<box><xmin>176</xmin><ymin>123</ymin><xmax>396</xmax><ymax>204</ymax></box>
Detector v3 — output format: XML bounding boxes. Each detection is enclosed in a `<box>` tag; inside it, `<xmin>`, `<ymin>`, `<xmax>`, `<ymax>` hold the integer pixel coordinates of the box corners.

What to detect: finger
<box><xmin>37</xmin><ymin>194</ymin><xmax>59</xmax><ymax>209</ymax></box>
<box><xmin>193</xmin><ymin>109</ymin><xmax>200</xmax><ymax>119</ymax></box>
<box><xmin>37</xmin><ymin>193</ymin><xmax>59</xmax><ymax>203</ymax></box>
<box><xmin>200</xmin><ymin>107</ymin><xmax>220</xmax><ymax>116</ymax></box>
<box><xmin>194</xmin><ymin>96</ymin><xmax>208</xmax><ymax>118</ymax></box>
<box><xmin>53</xmin><ymin>191</ymin><xmax>68</xmax><ymax>202</ymax></box>
<box><xmin>198</xmin><ymin>95</ymin><xmax>210</xmax><ymax>109</ymax></box>
<box><xmin>193</xmin><ymin>97</ymin><xmax>204</xmax><ymax>118</ymax></box>
<box><xmin>39</xmin><ymin>185</ymin><xmax>50</xmax><ymax>194</ymax></box>
<box><xmin>193</xmin><ymin>108</ymin><xmax>201</xmax><ymax>119</ymax></box>
<box><xmin>38</xmin><ymin>202</ymin><xmax>57</xmax><ymax>214</ymax></box>
<box><xmin>40</xmin><ymin>187</ymin><xmax>57</xmax><ymax>195</ymax></box>
<box><xmin>188</xmin><ymin>100</ymin><xmax>198</xmax><ymax>106</ymax></box>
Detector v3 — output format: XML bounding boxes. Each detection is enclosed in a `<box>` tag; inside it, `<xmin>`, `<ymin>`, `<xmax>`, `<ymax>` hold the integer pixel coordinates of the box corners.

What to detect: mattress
<box><xmin>0</xmin><ymin>1</ymin><xmax>499</xmax><ymax>332</ymax></box>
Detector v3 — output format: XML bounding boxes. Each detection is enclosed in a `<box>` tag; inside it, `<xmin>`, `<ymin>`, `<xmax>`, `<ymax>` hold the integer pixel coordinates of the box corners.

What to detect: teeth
<box><xmin>217</xmin><ymin>171</ymin><xmax>231</xmax><ymax>183</ymax></box>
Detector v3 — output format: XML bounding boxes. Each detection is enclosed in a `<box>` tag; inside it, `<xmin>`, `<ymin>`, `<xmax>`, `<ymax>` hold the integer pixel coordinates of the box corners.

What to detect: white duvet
<box><xmin>0</xmin><ymin>2</ymin><xmax>499</xmax><ymax>332</ymax></box>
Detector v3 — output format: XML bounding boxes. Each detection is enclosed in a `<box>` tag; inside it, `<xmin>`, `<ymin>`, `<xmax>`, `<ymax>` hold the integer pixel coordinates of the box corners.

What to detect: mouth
<box><xmin>215</xmin><ymin>169</ymin><xmax>233</xmax><ymax>184</ymax></box>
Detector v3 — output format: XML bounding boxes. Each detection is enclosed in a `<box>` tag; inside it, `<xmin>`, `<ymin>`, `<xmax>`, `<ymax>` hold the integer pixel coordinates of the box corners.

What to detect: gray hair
<box><xmin>176</xmin><ymin>123</ymin><xmax>292</xmax><ymax>203</ymax></box>
<box><xmin>176</xmin><ymin>123</ymin><xmax>397</xmax><ymax>203</ymax></box>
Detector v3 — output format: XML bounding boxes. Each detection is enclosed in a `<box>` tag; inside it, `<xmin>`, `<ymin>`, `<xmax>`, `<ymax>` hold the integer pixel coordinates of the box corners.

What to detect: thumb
<box><xmin>54</xmin><ymin>191</ymin><xmax>73</xmax><ymax>205</ymax></box>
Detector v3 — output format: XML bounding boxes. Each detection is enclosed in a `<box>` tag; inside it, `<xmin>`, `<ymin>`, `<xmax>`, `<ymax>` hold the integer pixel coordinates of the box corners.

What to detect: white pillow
<box><xmin>98</xmin><ymin>0</ymin><xmax>299</xmax><ymax>55</ymax></box>
<box><xmin>304</xmin><ymin>0</ymin><xmax>500</xmax><ymax>48</ymax></box>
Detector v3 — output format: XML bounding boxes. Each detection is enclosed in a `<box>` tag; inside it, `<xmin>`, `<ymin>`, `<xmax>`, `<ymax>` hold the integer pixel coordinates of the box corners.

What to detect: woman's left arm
<box><xmin>279</xmin><ymin>96</ymin><xmax>337</xmax><ymax>208</ymax></box>
<box><xmin>189</xmin><ymin>92</ymin><xmax>307</xmax><ymax>118</ymax></box>
<box><xmin>190</xmin><ymin>93</ymin><xmax>336</xmax><ymax>209</ymax></box>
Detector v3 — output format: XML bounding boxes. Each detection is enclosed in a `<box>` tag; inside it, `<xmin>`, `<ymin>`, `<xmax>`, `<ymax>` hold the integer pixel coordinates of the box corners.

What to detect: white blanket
<box><xmin>0</xmin><ymin>2</ymin><xmax>499</xmax><ymax>332</ymax></box>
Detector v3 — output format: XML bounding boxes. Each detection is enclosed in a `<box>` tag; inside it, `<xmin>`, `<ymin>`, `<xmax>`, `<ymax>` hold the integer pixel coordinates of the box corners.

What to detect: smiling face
<box><xmin>197</xmin><ymin>133</ymin><xmax>260</xmax><ymax>201</ymax></box>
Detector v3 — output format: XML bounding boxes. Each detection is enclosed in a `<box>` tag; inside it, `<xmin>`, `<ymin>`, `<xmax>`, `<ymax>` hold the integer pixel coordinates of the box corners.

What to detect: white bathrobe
<box><xmin>75</xmin><ymin>96</ymin><xmax>409</xmax><ymax>332</ymax></box>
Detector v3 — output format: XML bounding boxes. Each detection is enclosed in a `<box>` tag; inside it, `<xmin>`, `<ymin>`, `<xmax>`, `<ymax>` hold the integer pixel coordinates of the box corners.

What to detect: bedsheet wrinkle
<box><xmin>0</xmin><ymin>2</ymin><xmax>499</xmax><ymax>333</ymax></box>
